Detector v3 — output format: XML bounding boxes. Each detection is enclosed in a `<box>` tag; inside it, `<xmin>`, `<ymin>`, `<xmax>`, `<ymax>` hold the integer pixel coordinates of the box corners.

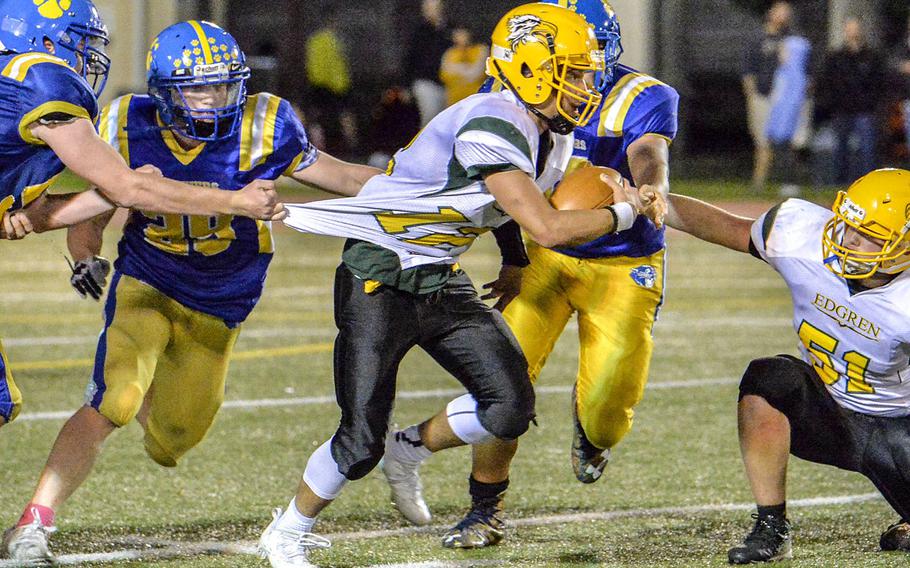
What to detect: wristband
<box><xmin>610</xmin><ymin>202</ymin><xmax>636</xmax><ymax>233</ymax></box>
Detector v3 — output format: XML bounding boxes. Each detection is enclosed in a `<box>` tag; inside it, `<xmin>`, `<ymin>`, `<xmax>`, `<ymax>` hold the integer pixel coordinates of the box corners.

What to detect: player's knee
<box><xmin>331</xmin><ymin>426</ymin><xmax>386</xmax><ymax>481</ymax></box>
<box><xmin>143</xmin><ymin>424</ymin><xmax>209</xmax><ymax>468</ymax></box>
<box><xmin>98</xmin><ymin>384</ymin><xmax>146</xmax><ymax>427</ymax></box>
<box><xmin>582</xmin><ymin>409</ymin><xmax>632</xmax><ymax>450</ymax></box>
<box><xmin>478</xmin><ymin>387</ymin><xmax>536</xmax><ymax>441</ymax></box>
<box><xmin>739</xmin><ymin>356</ymin><xmax>802</xmax><ymax>403</ymax></box>
<box><xmin>144</xmin><ymin>432</ymin><xmax>179</xmax><ymax>468</ymax></box>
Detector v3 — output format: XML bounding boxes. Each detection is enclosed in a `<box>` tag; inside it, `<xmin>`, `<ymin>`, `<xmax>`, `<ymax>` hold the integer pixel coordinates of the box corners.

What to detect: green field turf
<box><xmin>1</xmin><ymin>181</ymin><xmax>906</xmax><ymax>567</ymax></box>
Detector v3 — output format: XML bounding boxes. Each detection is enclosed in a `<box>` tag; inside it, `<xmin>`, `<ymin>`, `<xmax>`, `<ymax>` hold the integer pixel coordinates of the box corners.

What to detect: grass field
<box><xmin>1</xmin><ymin>181</ymin><xmax>906</xmax><ymax>567</ymax></box>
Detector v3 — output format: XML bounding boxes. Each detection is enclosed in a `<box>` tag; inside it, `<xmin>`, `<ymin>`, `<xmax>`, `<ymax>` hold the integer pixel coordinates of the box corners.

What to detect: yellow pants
<box><xmin>0</xmin><ymin>338</ymin><xmax>22</xmax><ymax>424</ymax></box>
<box><xmin>88</xmin><ymin>274</ymin><xmax>240</xmax><ymax>466</ymax></box>
<box><xmin>503</xmin><ymin>242</ymin><xmax>665</xmax><ymax>449</ymax></box>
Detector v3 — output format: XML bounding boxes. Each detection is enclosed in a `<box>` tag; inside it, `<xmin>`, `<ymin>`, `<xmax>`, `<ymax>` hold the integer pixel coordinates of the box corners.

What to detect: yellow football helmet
<box><xmin>486</xmin><ymin>3</ymin><xmax>604</xmax><ymax>133</ymax></box>
<box><xmin>822</xmin><ymin>168</ymin><xmax>910</xmax><ymax>279</ymax></box>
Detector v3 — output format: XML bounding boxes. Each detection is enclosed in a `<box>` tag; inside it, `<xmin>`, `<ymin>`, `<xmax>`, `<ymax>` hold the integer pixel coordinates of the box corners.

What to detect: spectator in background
<box><xmin>304</xmin><ymin>6</ymin><xmax>357</xmax><ymax>156</ymax></box>
<box><xmin>439</xmin><ymin>27</ymin><xmax>488</xmax><ymax>106</ymax></box>
<box><xmin>818</xmin><ymin>17</ymin><xmax>884</xmax><ymax>184</ymax></box>
<box><xmin>366</xmin><ymin>86</ymin><xmax>421</xmax><ymax>169</ymax></box>
<box><xmin>766</xmin><ymin>26</ymin><xmax>811</xmax><ymax>196</ymax></box>
<box><xmin>743</xmin><ymin>1</ymin><xmax>794</xmax><ymax>191</ymax></box>
<box><xmin>889</xmin><ymin>14</ymin><xmax>910</xmax><ymax>158</ymax></box>
<box><xmin>405</xmin><ymin>0</ymin><xmax>451</xmax><ymax>126</ymax></box>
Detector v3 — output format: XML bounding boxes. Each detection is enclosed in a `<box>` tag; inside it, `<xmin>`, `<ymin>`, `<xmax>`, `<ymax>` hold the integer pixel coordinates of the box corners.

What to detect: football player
<box><xmin>666</xmin><ymin>168</ymin><xmax>910</xmax><ymax>562</ymax></box>
<box><xmin>381</xmin><ymin>0</ymin><xmax>680</xmax><ymax>548</ymax></box>
<box><xmin>0</xmin><ymin>0</ymin><xmax>283</xmax><ymax>431</ymax></box>
<box><xmin>257</xmin><ymin>4</ymin><xmax>664</xmax><ymax>566</ymax></box>
<box><xmin>2</xmin><ymin>21</ymin><xmax>378</xmax><ymax>564</ymax></box>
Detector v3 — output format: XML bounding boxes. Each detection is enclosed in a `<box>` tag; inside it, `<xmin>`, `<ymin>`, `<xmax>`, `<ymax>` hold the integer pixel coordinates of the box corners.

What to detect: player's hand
<box><xmin>638</xmin><ymin>185</ymin><xmax>667</xmax><ymax>229</ymax></box>
<box><xmin>603</xmin><ymin>174</ymin><xmax>642</xmax><ymax>214</ymax></box>
<box><xmin>69</xmin><ymin>255</ymin><xmax>111</xmax><ymax>301</ymax></box>
<box><xmin>0</xmin><ymin>210</ymin><xmax>34</xmax><ymax>240</ymax></box>
<box><xmin>233</xmin><ymin>179</ymin><xmax>287</xmax><ymax>221</ymax></box>
<box><xmin>481</xmin><ymin>264</ymin><xmax>523</xmax><ymax>312</ymax></box>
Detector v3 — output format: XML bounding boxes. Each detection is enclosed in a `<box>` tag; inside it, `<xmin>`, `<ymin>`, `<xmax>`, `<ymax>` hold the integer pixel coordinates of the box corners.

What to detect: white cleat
<box><xmin>380</xmin><ymin>433</ymin><xmax>432</xmax><ymax>526</ymax></box>
<box><xmin>258</xmin><ymin>508</ymin><xmax>330</xmax><ymax>568</ymax></box>
<box><xmin>2</xmin><ymin>519</ymin><xmax>56</xmax><ymax>565</ymax></box>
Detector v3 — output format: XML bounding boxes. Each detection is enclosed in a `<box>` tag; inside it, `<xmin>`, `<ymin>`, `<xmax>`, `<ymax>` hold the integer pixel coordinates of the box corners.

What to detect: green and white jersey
<box><xmin>751</xmin><ymin>199</ymin><xmax>910</xmax><ymax>417</ymax></box>
<box><xmin>284</xmin><ymin>90</ymin><xmax>573</xmax><ymax>269</ymax></box>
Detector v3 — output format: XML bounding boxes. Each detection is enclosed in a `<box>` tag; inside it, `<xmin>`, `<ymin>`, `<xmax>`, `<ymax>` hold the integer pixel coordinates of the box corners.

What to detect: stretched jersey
<box><xmin>0</xmin><ymin>52</ymin><xmax>98</xmax><ymax>217</ymax></box>
<box><xmin>558</xmin><ymin>64</ymin><xmax>678</xmax><ymax>259</ymax></box>
<box><xmin>284</xmin><ymin>90</ymin><xmax>573</xmax><ymax>269</ymax></box>
<box><xmin>751</xmin><ymin>199</ymin><xmax>910</xmax><ymax>417</ymax></box>
<box><xmin>101</xmin><ymin>93</ymin><xmax>316</xmax><ymax>326</ymax></box>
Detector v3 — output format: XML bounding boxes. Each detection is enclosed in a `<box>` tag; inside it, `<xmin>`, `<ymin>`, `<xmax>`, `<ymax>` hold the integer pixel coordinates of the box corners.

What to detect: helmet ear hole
<box><xmin>521</xmin><ymin>63</ymin><xmax>534</xmax><ymax>79</ymax></box>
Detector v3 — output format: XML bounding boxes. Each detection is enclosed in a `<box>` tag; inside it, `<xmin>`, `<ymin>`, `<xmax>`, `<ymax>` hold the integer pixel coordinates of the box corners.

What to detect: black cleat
<box><xmin>442</xmin><ymin>494</ymin><xmax>505</xmax><ymax>549</ymax></box>
<box><xmin>880</xmin><ymin>519</ymin><xmax>910</xmax><ymax>551</ymax></box>
<box><xmin>571</xmin><ymin>385</ymin><xmax>609</xmax><ymax>484</ymax></box>
<box><xmin>728</xmin><ymin>514</ymin><xmax>792</xmax><ymax>564</ymax></box>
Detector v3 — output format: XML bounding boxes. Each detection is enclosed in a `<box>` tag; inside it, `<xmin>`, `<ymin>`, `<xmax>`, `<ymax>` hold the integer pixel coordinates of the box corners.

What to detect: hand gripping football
<box><xmin>549</xmin><ymin>166</ymin><xmax>623</xmax><ymax>210</ymax></box>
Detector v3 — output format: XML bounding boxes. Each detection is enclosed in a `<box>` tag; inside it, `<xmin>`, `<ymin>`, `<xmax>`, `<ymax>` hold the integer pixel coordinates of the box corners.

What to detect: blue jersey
<box><xmin>480</xmin><ymin>64</ymin><xmax>678</xmax><ymax>259</ymax></box>
<box><xmin>0</xmin><ymin>52</ymin><xmax>98</xmax><ymax>216</ymax></box>
<box><xmin>100</xmin><ymin>93</ymin><xmax>317</xmax><ymax>326</ymax></box>
<box><xmin>557</xmin><ymin>64</ymin><xmax>678</xmax><ymax>259</ymax></box>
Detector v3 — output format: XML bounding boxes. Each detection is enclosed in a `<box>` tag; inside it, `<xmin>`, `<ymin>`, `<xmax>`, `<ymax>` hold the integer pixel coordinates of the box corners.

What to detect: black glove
<box><xmin>69</xmin><ymin>256</ymin><xmax>111</xmax><ymax>301</ymax></box>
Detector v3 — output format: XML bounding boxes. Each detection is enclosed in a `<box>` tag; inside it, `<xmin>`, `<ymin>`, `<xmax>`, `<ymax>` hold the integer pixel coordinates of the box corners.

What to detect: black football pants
<box><xmin>328</xmin><ymin>264</ymin><xmax>535</xmax><ymax>481</ymax></box>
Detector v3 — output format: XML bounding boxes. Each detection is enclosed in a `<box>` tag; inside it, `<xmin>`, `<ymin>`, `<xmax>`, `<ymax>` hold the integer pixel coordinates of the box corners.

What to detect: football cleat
<box><xmin>880</xmin><ymin>519</ymin><xmax>910</xmax><ymax>551</ymax></box>
<box><xmin>571</xmin><ymin>386</ymin><xmax>610</xmax><ymax>484</ymax></box>
<box><xmin>258</xmin><ymin>508</ymin><xmax>330</xmax><ymax>568</ymax></box>
<box><xmin>2</xmin><ymin>519</ymin><xmax>56</xmax><ymax>564</ymax></box>
<box><xmin>727</xmin><ymin>513</ymin><xmax>792</xmax><ymax>564</ymax></box>
<box><xmin>442</xmin><ymin>494</ymin><xmax>505</xmax><ymax>549</ymax></box>
<box><xmin>379</xmin><ymin>437</ymin><xmax>432</xmax><ymax>525</ymax></box>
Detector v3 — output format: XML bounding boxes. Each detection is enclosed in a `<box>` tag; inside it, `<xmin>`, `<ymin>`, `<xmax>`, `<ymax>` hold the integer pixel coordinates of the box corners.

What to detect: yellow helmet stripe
<box><xmin>187</xmin><ymin>20</ymin><xmax>215</xmax><ymax>65</ymax></box>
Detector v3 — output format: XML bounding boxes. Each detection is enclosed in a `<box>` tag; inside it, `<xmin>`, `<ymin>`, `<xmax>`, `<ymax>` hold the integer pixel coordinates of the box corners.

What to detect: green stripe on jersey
<box><xmin>457</xmin><ymin>116</ymin><xmax>532</xmax><ymax>166</ymax></box>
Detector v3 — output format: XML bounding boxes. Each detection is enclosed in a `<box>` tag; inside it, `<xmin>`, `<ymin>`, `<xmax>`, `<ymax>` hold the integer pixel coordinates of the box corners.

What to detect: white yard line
<box><xmin>13</xmin><ymin>379</ymin><xmax>738</xmax><ymax>423</ymax></box>
<box><xmin>0</xmin><ymin>492</ymin><xmax>881</xmax><ymax>567</ymax></box>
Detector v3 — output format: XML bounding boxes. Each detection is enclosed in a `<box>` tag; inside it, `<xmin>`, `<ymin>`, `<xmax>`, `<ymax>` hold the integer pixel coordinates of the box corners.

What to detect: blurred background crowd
<box><xmin>92</xmin><ymin>0</ymin><xmax>910</xmax><ymax>193</ymax></box>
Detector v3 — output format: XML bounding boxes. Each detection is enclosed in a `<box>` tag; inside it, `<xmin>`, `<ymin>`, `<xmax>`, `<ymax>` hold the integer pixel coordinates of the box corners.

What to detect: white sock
<box><xmin>387</xmin><ymin>424</ymin><xmax>432</xmax><ymax>464</ymax></box>
<box><xmin>276</xmin><ymin>497</ymin><xmax>315</xmax><ymax>534</ymax></box>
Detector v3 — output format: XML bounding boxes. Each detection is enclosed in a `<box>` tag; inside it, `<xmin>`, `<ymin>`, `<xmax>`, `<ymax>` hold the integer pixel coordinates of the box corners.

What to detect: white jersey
<box><xmin>284</xmin><ymin>90</ymin><xmax>573</xmax><ymax>269</ymax></box>
<box><xmin>751</xmin><ymin>199</ymin><xmax>910</xmax><ymax>417</ymax></box>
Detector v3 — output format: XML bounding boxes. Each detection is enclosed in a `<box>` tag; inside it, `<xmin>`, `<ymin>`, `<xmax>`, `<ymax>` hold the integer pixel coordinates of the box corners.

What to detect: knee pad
<box><xmin>97</xmin><ymin>383</ymin><xmax>145</xmax><ymax>427</ymax></box>
<box><xmin>739</xmin><ymin>356</ymin><xmax>804</xmax><ymax>404</ymax></box>
<box><xmin>144</xmin><ymin>430</ymin><xmax>178</xmax><ymax>468</ymax></box>
<box><xmin>467</xmin><ymin>388</ymin><xmax>536</xmax><ymax>442</ymax></box>
<box><xmin>447</xmin><ymin>394</ymin><xmax>495</xmax><ymax>444</ymax></box>
<box><xmin>143</xmin><ymin>422</ymin><xmax>205</xmax><ymax>468</ymax></box>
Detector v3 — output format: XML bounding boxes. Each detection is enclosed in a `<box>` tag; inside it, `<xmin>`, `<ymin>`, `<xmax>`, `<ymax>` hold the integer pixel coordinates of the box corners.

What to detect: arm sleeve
<box><xmin>273</xmin><ymin>99</ymin><xmax>319</xmax><ymax>175</ymax></box>
<box><xmin>454</xmin><ymin>115</ymin><xmax>535</xmax><ymax>180</ymax></box>
<box><xmin>18</xmin><ymin>62</ymin><xmax>98</xmax><ymax>144</ymax></box>
<box><xmin>492</xmin><ymin>219</ymin><xmax>529</xmax><ymax>267</ymax></box>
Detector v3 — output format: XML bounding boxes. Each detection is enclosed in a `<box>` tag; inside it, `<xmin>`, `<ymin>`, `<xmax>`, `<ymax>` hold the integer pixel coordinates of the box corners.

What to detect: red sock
<box><xmin>17</xmin><ymin>503</ymin><xmax>55</xmax><ymax>528</ymax></box>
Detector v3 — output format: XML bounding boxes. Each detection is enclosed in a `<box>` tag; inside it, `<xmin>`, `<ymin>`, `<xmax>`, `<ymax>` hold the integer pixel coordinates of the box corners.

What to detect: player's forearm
<box><xmin>528</xmin><ymin>208</ymin><xmax>615</xmax><ymax>248</ymax></box>
<box><xmin>628</xmin><ymin>136</ymin><xmax>670</xmax><ymax>197</ymax></box>
<box><xmin>26</xmin><ymin>191</ymin><xmax>115</xmax><ymax>233</ymax></box>
<box><xmin>67</xmin><ymin>208</ymin><xmax>115</xmax><ymax>259</ymax></box>
<box><xmin>666</xmin><ymin>194</ymin><xmax>753</xmax><ymax>253</ymax></box>
<box><xmin>111</xmin><ymin>171</ymin><xmax>239</xmax><ymax>215</ymax></box>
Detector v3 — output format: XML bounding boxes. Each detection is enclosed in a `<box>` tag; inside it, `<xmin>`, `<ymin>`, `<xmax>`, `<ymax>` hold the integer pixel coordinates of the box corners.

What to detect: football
<box><xmin>549</xmin><ymin>166</ymin><xmax>623</xmax><ymax>210</ymax></box>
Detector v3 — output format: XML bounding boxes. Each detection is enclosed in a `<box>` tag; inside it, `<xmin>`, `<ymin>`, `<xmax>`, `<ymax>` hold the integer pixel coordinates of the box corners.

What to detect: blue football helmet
<box><xmin>0</xmin><ymin>0</ymin><xmax>111</xmax><ymax>96</ymax></box>
<box><xmin>146</xmin><ymin>21</ymin><xmax>250</xmax><ymax>142</ymax></box>
<box><xmin>541</xmin><ymin>0</ymin><xmax>623</xmax><ymax>91</ymax></box>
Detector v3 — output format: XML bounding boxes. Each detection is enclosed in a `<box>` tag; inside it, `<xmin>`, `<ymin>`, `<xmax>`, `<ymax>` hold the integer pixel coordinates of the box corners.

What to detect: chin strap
<box><xmin>491</xmin><ymin>60</ymin><xmax>576</xmax><ymax>135</ymax></box>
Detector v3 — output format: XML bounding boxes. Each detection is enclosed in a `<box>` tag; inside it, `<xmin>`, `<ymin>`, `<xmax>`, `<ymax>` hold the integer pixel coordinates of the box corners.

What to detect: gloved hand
<box><xmin>69</xmin><ymin>256</ymin><xmax>111</xmax><ymax>301</ymax></box>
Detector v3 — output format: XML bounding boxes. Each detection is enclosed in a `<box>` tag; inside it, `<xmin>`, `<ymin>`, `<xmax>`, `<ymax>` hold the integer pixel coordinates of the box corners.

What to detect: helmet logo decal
<box><xmin>506</xmin><ymin>15</ymin><xmax>554</xmax><ymax>51</ymax></box>
<box><xmin>33</xmin><ymin>0</ymin><xmax>72</xmax><ymax>20</ymax></box>
<box><xmin>839</xmin><ymin>197</ymin><xmax>866</xmax><ymax>223</ymax></box>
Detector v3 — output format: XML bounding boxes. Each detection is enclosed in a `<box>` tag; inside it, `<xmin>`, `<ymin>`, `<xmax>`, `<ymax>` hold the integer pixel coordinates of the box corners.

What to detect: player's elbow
<box><xmin>99</xmin><ymin>172</ymin><xmax>144</xmax><ymax>209</ymax></box>
<box><xmin>525</xmin><ymin>222</ymin><xmax>563</xmax><ymax>249</ymax></box>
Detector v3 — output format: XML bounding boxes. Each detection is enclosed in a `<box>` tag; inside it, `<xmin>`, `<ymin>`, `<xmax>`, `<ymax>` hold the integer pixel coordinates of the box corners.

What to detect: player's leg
<box><xmin>0</xmin><ymin>338</ymin><xmax>23</xmax><ymax>428</ymax></box>
<box><xmin>571</xmin><ymin>251</ymin><xmax>664</xmax><ymax>482</ymax></box>
<box><xmin>4</xmin><ymin>274</ymin><xmax>170</xmax><ymax>562</ymax></box>
<box><xmin>415</xmin><ymin>272</ymin><xmax>535</xmax><ymax>549</ymax></box>
<box><xmin>382</xmin><ymin>242</ymin><xmax>572</xmax><ymax>530</ymax></box>
<box><xmin>142</xmin><ymin>303</ymin><xmax>240</xmax><ymax>467</ymax></box>
<box><xmin>729</xmin><ymin>354</ymin><xmax>863</xmax><ymax>564</ymax></box>
<box><xmin>260</xmin><ymin>264</ymin><xmax>419</xmax><ymax>567</ymax></box>
<box><xmin>861</xmin><ymin>417</ymin><xmax>910</xmax><ymax>552</ymax></box>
